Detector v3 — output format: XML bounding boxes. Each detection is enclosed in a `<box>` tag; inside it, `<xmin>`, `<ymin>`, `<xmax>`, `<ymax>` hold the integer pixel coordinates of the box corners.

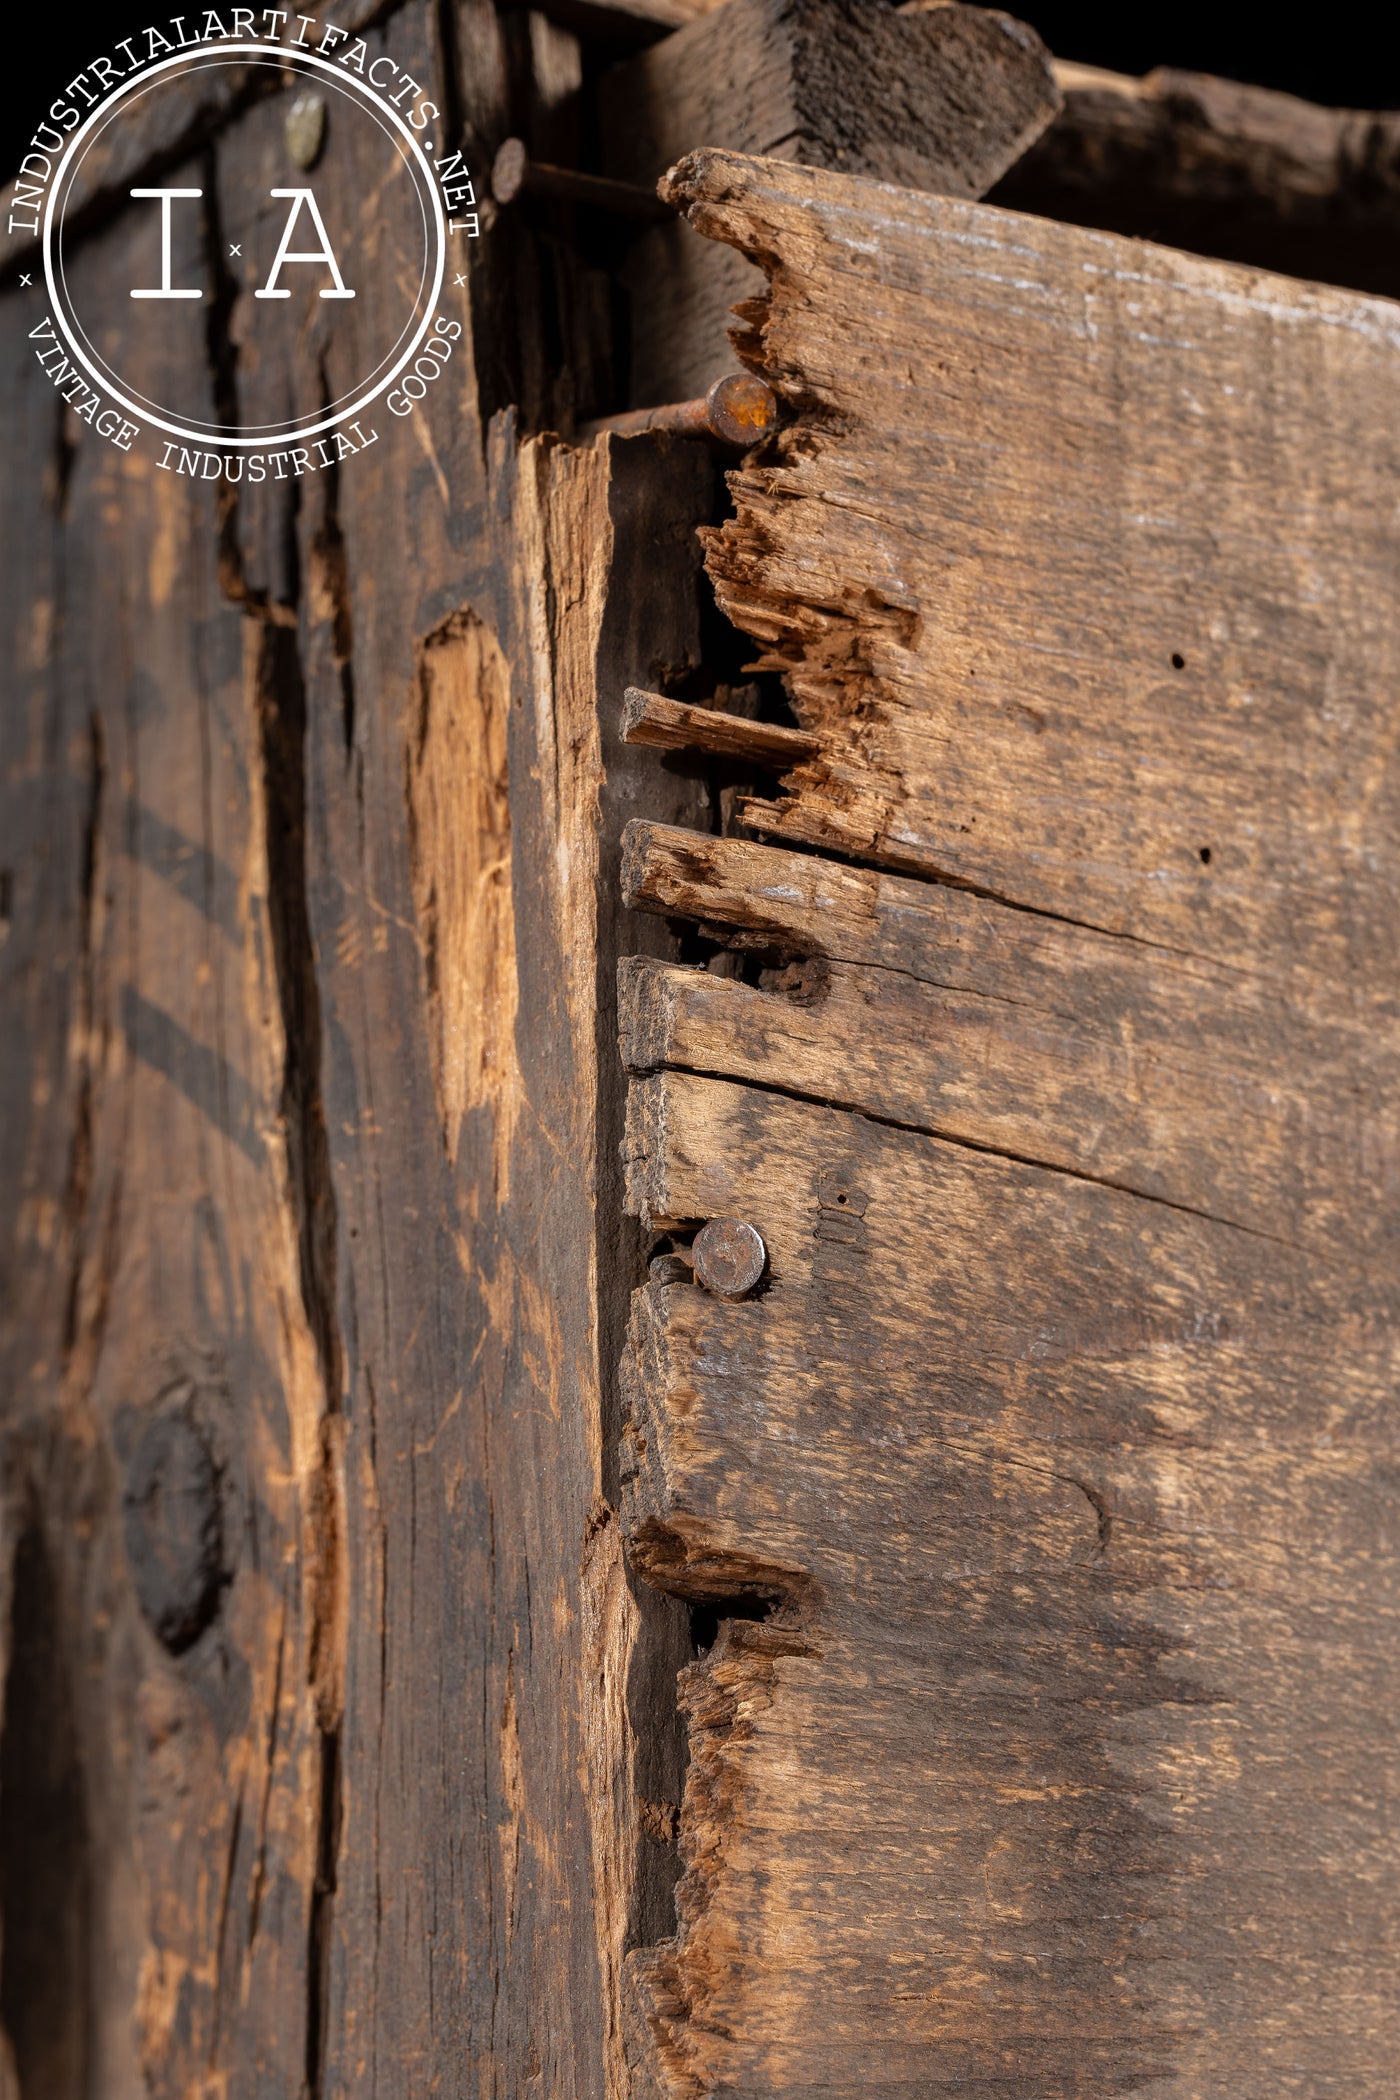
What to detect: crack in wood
<box><xmin>61</xmin><ymin>713</ymin><xmax>105</xmax><ymax>1359</ymax></box>
<box><xmin>620</xmin><ymin>991</ymin><xmax>1317</xmax><ymax>1251</ymax></box>
<box><xmin>0</xmin><ymin>1513</ymin><xmax>93</xmax><ymax>2094</ymax></box>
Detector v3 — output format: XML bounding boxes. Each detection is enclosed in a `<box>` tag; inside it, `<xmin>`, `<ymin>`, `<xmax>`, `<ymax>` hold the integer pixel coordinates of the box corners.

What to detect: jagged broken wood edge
<box><xmin>621</xmin><ymin>140</ymin><xmax>1400</xmax><ymax>2099</ymax></box>
<box><xmin>618</xmin><ymin>146</ymin><xmax>885</xmax><ymax>2099</ymax></box>
<box><xmin>655</xmin><ymin>146</ymin><xmax>927</xmax><ymax>874</ymax></box>
<box><xmin>618</xmin><ymin>1270</ymin><xmax>821</xmax><ymax>2100</ymax></box>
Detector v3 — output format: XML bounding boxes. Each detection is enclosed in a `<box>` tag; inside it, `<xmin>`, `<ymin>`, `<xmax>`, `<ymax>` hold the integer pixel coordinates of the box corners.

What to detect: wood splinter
<box><xmin>648</xmin><ymin>1251</ymin><xmax>694</xmax><ymax>1286</ymax></box>
<box><xmin>583</xmin><ymin>374</ymin><xmax>779</xmax><ymax>447</ymax></box>
<box><xmin>621</xmin><ymin>687</ymin><xmax>820</xmax><ymax>767</ymax></box>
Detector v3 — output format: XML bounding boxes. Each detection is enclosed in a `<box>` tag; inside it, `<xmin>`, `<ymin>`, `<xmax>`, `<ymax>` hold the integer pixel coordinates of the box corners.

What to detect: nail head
<box><xmin>692</xmin><ymin>1217</ymin><xmax>766</xmax><ymax>1300</ymax></box>
<box><xmin>704</xmin><ymin>373</ymin><xmax>779</xmax><ymax>447</ymax></box>
<box><xmin>492</xmin><ymin>136</ymin><xmax>528</xmax><ymax>205</ymax></box>
<box><xmin>286</xmin><ymin>90</ymin><xmax>327</xmax><ymax>171</ymax></box>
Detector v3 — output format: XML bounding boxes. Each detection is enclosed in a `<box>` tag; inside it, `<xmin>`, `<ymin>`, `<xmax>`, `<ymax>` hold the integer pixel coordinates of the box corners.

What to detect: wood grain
<box><xmin>0</xmin><ymin>4</ymin><xmax>715</xmax><ymax>2092</ymax></box>
<box><xmin>0</xmin><ymin>0</ymin><xmax>393</xmax><ymax>275</ymax></box>
<box><xmin>662</xmin><ymin>148</ymin><xmax>1400</xmax><ymax>983</ymax></box>
<box><xmin>613</xmin><ymin>147</ymin><xmax>1400</xmax><ymax>2096</ymax></box>
<box><xmin>621</xmin><ymin>690</ymin><xmax>820</xmax><ymax>766</ymax></box>
<box><xmin>618</xmin><ymin>821</ymin><xmax>1400</xmax><ymax>1252</ymax></box>
<box><xmin>601</xmin><ymin>0</ymin><xmax>1059</xmax><ymax>404</ymax></box>
<box><xmin>1</xmin><ymin>166</ymin><xmax>334</xmax><ymax>2093</ymax></box>
<box><xmin>9</xmin><ymin>11</ymin><xmax>1400</xmax><ymax>2097</ymax></box>
<box><xmin>602</xmin><ymin>0</ymin><xmax>1059</xmax><ymax>198</ymax></box>
<box><xmin>620</xmin><ymin>1068</ymin><xmax>1400</xmax><ymax>2096</ymax></box>
<box><xmin>995</xmin><ymin>62</ymin><xmax>1400</xmax><ymax>301</ymax></box>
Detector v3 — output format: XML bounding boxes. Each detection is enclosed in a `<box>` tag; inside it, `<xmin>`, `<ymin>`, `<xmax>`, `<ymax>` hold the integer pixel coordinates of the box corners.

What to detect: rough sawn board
<box><xmin>617</xmin><ymin>152</ymin><xmax>1400</xmax><ymax>2096</ymax></box>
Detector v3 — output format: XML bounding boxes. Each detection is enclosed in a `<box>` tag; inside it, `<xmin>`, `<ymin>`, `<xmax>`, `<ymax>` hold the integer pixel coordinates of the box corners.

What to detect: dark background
<box><xmin>7</xmin><ymin>2</ymin><xmax>1400</xmax><ymax>182</ymax></box>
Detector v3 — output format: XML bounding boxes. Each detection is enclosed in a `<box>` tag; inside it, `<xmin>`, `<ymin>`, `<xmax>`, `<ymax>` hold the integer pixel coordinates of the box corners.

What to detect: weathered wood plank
<box><xmin>617</xmin><ymin>821</ymin><xmax>1400</xmax><ymax>1249</ymax></box>
<box><xmin>0</xmin><ymin>5</ymin><xmax>721</xmax><ymax>2090</ymax></box>
<box><xmin>584</xmin><ymin>433</ymin><xmax>723</xmax><ymax>2057</ymax></box>
<box><xmin>202</xmin><ymin>22</ymin><xmax>720</xmax><ymax>2074</ymax></box>
<box><xmin>662</xmin><ymin>148</ymin><xmax>1400</xmax><ymax>988</ymax></box>
<box><xmin>11</xmin><ymin>14</ymin><xmax>1400</xmax><ymax>2097</ymax></box>
<box><xmin>0</xmin><ymin>0</ymin><xmax>399</xmax><ymax>275</ymax></box>
<box><xmin>619</xmin><ymin>1069</ymin><xmax>1400</xmax><ymax>2096</ymax></box>
<box><xmin>602</xmin><ymin>0</ymin><xmax>1060</xmax><ymax>198</ymax></box>
<box><xmin>601</xmin><ymin>0</ymin><xmax>1059</xmax><ymax>405</ymax></box>
<box><xmin>621</xmin><ymin>689</ymin><xmax>820</xmax><ymax>766</ymax></box>
<box><xmin>613</xmin><ymin>147</ymin><xmax>1400</xmax><ymax>2098</ymax></box>
<box><xmin>0</xmin><ymin>164</ymin><xmax>331</xmax><ymax>2094</ymax></box>
<box><xmin>995</xmin><ymin>61</ymin><xmax>1400</xmax><ymax>300</ymax></box>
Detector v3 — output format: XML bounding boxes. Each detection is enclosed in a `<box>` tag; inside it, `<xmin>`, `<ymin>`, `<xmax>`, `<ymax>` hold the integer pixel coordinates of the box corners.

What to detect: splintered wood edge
<box><xmin>621</xmin><ymin>818</ymin><xmax>889</xmax><ymax>957</ymax></box>
<box><xmin>618</xmin><ymin>954</ymin><xmax>682</xmax><ymax>1074</ymax></box>
<box><xmin>621</xmin><ymin>687</ymin><xmax>821</xmax><ymax>766</ymax></box>
<box><xmin>619</xmin><ymin>1285</ymin><xmax>820</xmax><ymax>1606</ymax></box>
<box><xmin>658</xmin><ymin>145</ymin><xmax>771</xmax><ymax>227</ymax></box>
<box><xmin>658</xmin><ymin>142</ymin><xmax>922</xmax><ymax>232</ymax></box>
<box><xmin>622</xmin><ymin>1071</ymin><xmax>694</xmax><ymax>1228</ymax></box>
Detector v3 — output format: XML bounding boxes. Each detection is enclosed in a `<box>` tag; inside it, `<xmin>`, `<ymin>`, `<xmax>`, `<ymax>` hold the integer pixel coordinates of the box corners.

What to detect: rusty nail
<box><xmin>692</xmin><ymin>1218</ymin><xmax>767</xmax><ymax>1301</ymax></box>
<box><xmin>582</xmin><ymin>374</ymin><xmax>779</xmax><ymax>448</ymax></box>
<box><xmin>491</xmin><ymin>137</ymin><xmax>671</xmax><ymax>222</ymax></box>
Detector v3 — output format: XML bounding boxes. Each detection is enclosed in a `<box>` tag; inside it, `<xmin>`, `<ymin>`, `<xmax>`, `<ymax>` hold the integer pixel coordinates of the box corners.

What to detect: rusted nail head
<box><xmin>692</xmin><ymin>1217</ymin><xmax>766</xmax><ymax>1300</ymax></box>
<box><xmin>492</xmin><ymin>137</ymin><xmax>528</xmax><ymax>206</ymax></box>
<box><xmin>705</xmin><ymin>374</ymin><xmax>778</xmax><ymax>447</ymax></box>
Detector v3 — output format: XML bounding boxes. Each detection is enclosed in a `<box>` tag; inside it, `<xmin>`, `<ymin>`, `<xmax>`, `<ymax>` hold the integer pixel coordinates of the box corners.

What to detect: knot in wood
<box><xmin>692</xmin><ymin>1217</ymin><xmax>767</xmax><ymax>1300</ymax></box>
<box><xmin>122</xmin><ymin>1410</ymin><xmax>227</xmax><ymax>1655</ymax></box>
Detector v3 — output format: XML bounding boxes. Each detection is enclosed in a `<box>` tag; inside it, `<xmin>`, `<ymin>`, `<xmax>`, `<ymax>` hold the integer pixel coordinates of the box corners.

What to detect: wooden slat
<box><xmin>600</xmin><ymin>0</ymin><xmax>1060</xmax><ymax>404</ymax></box>
<box><xmin>621</xmin><ymin>689</ymin><xmax>820</xmax><ymax>766</ymax></box>
<box><xmin>620</xmin><ymin>1070</ymin><xmax>1400</xmax><ymax>2096</ymax></box>
<box><xmin>1</xmin><ymin>156</ymin><xmax>331</xmax><ymax>2092</ymax></box>
<box><xmin>601</xmin><ymin>0</ymin><xmax>1060</xmax><ymax>197</ymax></box>
<box><xmin>617</xmin><ymin>822</ymin><xmax>1400</xmax><ymax>1249</ymax></box>
<box><xmin>662</xmin><ymin>149</ymin><xmax>1400</xmax><ymax>985</ymax></box>
<box><xmin>614</xmin><ymin>149</ymin><xmax>1400</xmax><ymax>2096</ymax></box>
<box><xmin>0</xmin><ymin>5</ymin><xmax>710</xmax><ymax>2091</ymax></box>
<box><xmin>996</xmin><ymin>62</ymin><xmax>1400</xmax><ymax>300</ymax></box>
<box><xmin>209</xmin><ymin>48</ymin><xmax>715</xmax><ymax>2079</ymax></box>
